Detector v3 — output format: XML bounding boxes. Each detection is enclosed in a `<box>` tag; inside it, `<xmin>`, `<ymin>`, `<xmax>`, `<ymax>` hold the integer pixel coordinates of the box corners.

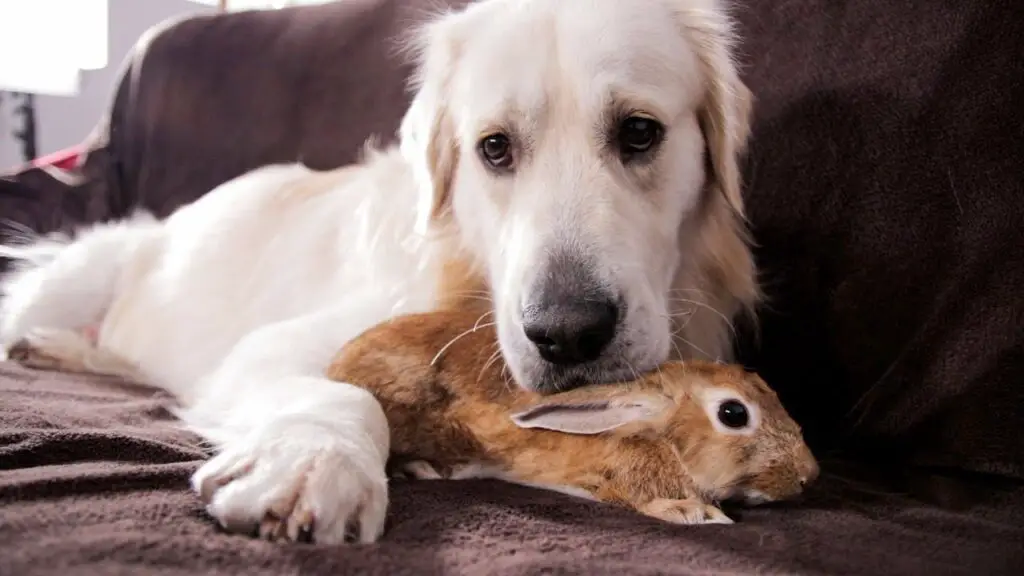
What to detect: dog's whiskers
<box><xmin>431</xmin><ymin>319</ymin><xmax>496</xmax><ymax>366</ymax></box>
<box><xmin>477</xmin><ymin>345</ymin><xmax>504</xmax><ymax>384</ymax></box>
<box><xmin>444</xmin><ymin>290</ymin><xmax>495</xmax><ymax>307</ymax></box>
<box><xmin>453</xmin><ymin>295</ymin><xmax>495</xmax><ymax>305</ymax></box>
<box><xmin>653</xmin><ymin>360</ymin><xmax>667</xmax><ymax>386</ymax></box>
<box><xmin>625</xmin><ymin>360</ymin><xmax>642</xmax><ymax>383</ymax></box>
<box><xmin>471</xmin><ymin>311</ymin><xmax>494</xmax><ymax>331</ymax></box>
<box><xmin>666</xmin><ymin>297</ymin><xmax>736</xmax><ymax>336</ymax></box>
<box><xmin>668</xmin><ymin>335</ymin><xmax>687</xmax><ymax>363</ymax></box>
<box><xmin>669</xmin><ymin>314</ymin><xmax>696</xmax><ymax>335</ymax></box>
<box><xmin>667</xmin><ymin>287</ymin><xmax>715</xmax><ymax>299</ymax></box>
<box><xmin>448</xmin><ymin>289</ymin><xmax>494</xmax><ymax>298</ymax></box>
<box><xmin>673</xmin><ymin>333</ymin><xmax>715</xmax><ymax>361</ymax></box>
<box><xmin>500</xmin><ymin>363</ymin><xmax>515</xmax><ymax>393</ymax></box>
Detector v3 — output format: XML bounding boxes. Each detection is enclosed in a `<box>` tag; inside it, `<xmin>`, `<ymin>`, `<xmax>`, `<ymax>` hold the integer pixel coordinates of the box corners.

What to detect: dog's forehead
<box><xmin>452</xmin><ymin>0</ymin><xmax>704</xmax><ymax>123</ymax></box>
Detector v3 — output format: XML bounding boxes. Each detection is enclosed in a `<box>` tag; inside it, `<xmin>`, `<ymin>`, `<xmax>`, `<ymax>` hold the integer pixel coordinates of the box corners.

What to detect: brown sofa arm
<box><xmin>0</xmin><ymin>141</ymin><xmax>122</xmax><ymax>253</ymax></box>
<box><xmin>0</xmin><ymin>60</ymin><xmax>140</xmax><ymax>245</ymax></box>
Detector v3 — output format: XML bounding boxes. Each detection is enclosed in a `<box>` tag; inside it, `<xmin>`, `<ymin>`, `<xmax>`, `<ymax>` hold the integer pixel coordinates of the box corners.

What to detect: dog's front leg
<box><xmin>177</xmin><ymin>299</ymin><xmax>412</xmax><ymax>545</ymax></box>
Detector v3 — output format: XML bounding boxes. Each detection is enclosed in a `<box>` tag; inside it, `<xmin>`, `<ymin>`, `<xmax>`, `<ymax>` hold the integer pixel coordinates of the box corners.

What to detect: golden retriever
<box><xmin>0</xmin><ymin>0</ymin><xmax>756</xmax><ymax>544</ymax></box>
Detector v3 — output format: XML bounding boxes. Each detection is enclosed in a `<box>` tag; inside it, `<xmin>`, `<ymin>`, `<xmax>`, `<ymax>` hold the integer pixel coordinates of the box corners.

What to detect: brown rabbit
<box><xmin>327</xmin><ymin>310</ymin><xmax>819</xmax><ymax>525</ymax></box>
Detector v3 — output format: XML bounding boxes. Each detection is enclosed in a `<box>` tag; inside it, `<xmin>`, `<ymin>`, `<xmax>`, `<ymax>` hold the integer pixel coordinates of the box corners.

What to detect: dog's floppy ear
<box><xmin>666</xmin><ymin>1</ymin><xmax>759</xmax><ymax>359</ymax></box>
<box><xmin>400</xmin><ymin>14</ymin><xmax>463</xmax><ymax>236</ymax></box>
<box><xmin>673</xmin><ymin>0</ymin><xmax>753</xmax><ymax>217</ymax></box>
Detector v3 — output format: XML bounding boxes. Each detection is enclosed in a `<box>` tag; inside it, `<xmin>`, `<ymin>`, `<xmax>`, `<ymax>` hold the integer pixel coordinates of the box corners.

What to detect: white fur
<box><xmin>0</xmin><ymin>0</ymin><xmax>753</xmax><ymax>544</ymax></box>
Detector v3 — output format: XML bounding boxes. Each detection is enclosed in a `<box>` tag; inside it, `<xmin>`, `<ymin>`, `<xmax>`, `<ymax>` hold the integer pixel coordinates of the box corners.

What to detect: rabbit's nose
<box><xmin>799</xmin><ymin>457</ymin><xmax>820</xmax><ymax>487</ymax></box>
<box><xmin>794</xmin><ymin>445</ymin><xmax>820</xmax><ymax>488</ymax></box>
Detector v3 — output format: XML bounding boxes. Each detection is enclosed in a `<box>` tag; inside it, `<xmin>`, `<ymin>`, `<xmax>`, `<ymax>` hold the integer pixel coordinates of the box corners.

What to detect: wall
<box><xmin>0</xmin><ymin>0</ymin><xmax>216</xmax><ymax>170</ymax></box>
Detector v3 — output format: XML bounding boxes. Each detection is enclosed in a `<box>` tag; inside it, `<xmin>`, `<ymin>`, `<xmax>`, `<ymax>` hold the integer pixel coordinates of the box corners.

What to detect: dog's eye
<box><xmin>479</xmin><ymin>134</ymin><xmax>513</xmax><ymax>170</ymax></box>
<box><xmin>618</xmin><ymin>116</ymin><xmax>663</xmax><ymax>157</ymax></box>
<box><xmin>717</xmin><ymin>399</ymin><xmax>750</xmax><ymax>429</ymax></box>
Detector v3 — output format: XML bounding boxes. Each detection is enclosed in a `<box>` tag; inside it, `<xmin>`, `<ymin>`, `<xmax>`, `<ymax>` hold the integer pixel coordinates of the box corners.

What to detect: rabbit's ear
<box><xmin>511</xmin><ymin>394</ymin><xmax>669</xmax><ymax>435</ymax></box>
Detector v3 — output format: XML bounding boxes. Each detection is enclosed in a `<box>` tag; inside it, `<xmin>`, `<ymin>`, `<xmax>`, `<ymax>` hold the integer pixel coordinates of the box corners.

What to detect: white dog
<box><xmin>0</xmin><ymin>0</ymin><xmax>756</xmax><ymax>544</ymax></box>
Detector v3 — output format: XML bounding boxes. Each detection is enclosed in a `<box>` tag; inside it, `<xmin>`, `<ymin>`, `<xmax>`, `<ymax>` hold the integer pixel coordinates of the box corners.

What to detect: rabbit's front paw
<box><xmin>639</xmin><ymin>497</ymin><xmax>734</xmax><ymax>525</ymax></box>
<box><xmin>392</xmin><ymin>459</ymin><xmax>445</xmax><ymax>479</ymax></box>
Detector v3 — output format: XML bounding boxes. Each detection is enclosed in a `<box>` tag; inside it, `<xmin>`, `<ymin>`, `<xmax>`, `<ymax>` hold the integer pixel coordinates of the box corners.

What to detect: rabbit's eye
<box><xmin>717</xmin><ymin>400</ymin><xmax>750</xmax><ymax>429</ymax></box>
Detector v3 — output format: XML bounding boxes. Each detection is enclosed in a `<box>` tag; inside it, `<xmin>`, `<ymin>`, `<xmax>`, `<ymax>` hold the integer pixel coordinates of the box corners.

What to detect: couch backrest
<box><xmin>733</xmin><ymin>0</ymin><xmax>1024</xmax><ymax>479</ymax></box>
<box><xmin>32</xmin><ymin>0</ymin><xmax>1024</xmax><ymax>480</ymax></box>
<box><xmin>103</xmin><ymin>0</ymin><xmax>473</xmax><ymax>217</ymax></box>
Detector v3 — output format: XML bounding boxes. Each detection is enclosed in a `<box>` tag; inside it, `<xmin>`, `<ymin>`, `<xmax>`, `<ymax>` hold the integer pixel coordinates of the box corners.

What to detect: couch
<box><xmin>1</xmin><ymin>0</ymin><xmax>1022</xmax><ymax>574</ymax></box>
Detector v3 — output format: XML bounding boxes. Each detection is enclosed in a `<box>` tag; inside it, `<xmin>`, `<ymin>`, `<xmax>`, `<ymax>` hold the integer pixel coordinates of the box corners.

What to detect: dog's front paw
<box><xmin>6</xmin><ymin>328</ymin><xmax>78</xmax><ymax>371</ymax></box>
<box><xmin>192</xmin><ymin>420</ymin><xmax>389</xmax><ymax>544</ymax></box>
<box><xmin>638</xmin><ymin>498</ymin><xmax>734</xmax><ymax>525</ymax></box>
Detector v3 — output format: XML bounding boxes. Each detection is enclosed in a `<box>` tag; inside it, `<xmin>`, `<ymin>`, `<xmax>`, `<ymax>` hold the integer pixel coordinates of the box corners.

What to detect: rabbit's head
<box><xmin>511</xmin><ymin>361</ymin><xmax>818</xmax><ymax>504</ymax></box>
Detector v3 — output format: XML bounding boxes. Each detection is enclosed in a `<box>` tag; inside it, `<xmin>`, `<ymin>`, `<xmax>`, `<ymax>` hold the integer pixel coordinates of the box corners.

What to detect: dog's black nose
<box><xmin>523</xmin><ymin>300</ymin><xmax>619</xmax><ymax>365</ymax></box>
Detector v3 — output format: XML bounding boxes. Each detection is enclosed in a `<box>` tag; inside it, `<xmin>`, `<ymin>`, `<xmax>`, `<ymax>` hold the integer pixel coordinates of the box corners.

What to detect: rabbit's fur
<box><xmin>328</xmin><ymin>310</ymin><xmax>818</xmax><ymax>524</ymax></box>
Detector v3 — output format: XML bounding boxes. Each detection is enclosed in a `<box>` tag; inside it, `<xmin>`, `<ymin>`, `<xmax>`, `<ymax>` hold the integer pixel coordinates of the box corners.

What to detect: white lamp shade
<box><xmin>71</xmin><ymin>0</ymin><xmax>110</xmax><ymax>71</ymax></box>
<box><xmin>0</xmin><ymin>0</ymin><xmax>108</xmax><ymax>95</ymax></box>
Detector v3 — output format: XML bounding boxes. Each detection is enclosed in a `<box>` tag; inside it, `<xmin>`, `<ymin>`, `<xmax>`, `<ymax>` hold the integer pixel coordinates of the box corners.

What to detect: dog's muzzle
<box><xmin>520</xmin><ymin>252</ymin><xmax>621</xmax><ymax>368</ymax></box>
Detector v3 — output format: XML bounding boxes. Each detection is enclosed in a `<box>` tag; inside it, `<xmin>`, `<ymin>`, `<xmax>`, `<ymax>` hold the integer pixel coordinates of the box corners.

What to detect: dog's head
<box><xmin>401</xmin><ymin>0</ymin><xmax>755</xmax><ymax>393</ymax></box>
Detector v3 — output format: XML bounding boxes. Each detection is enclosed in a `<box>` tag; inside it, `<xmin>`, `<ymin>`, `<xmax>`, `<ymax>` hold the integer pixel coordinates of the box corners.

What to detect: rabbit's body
<box><xmin>328</xmin><ymin>311</ymin><xmax>817</xmax><ymax>524</ymax></box>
